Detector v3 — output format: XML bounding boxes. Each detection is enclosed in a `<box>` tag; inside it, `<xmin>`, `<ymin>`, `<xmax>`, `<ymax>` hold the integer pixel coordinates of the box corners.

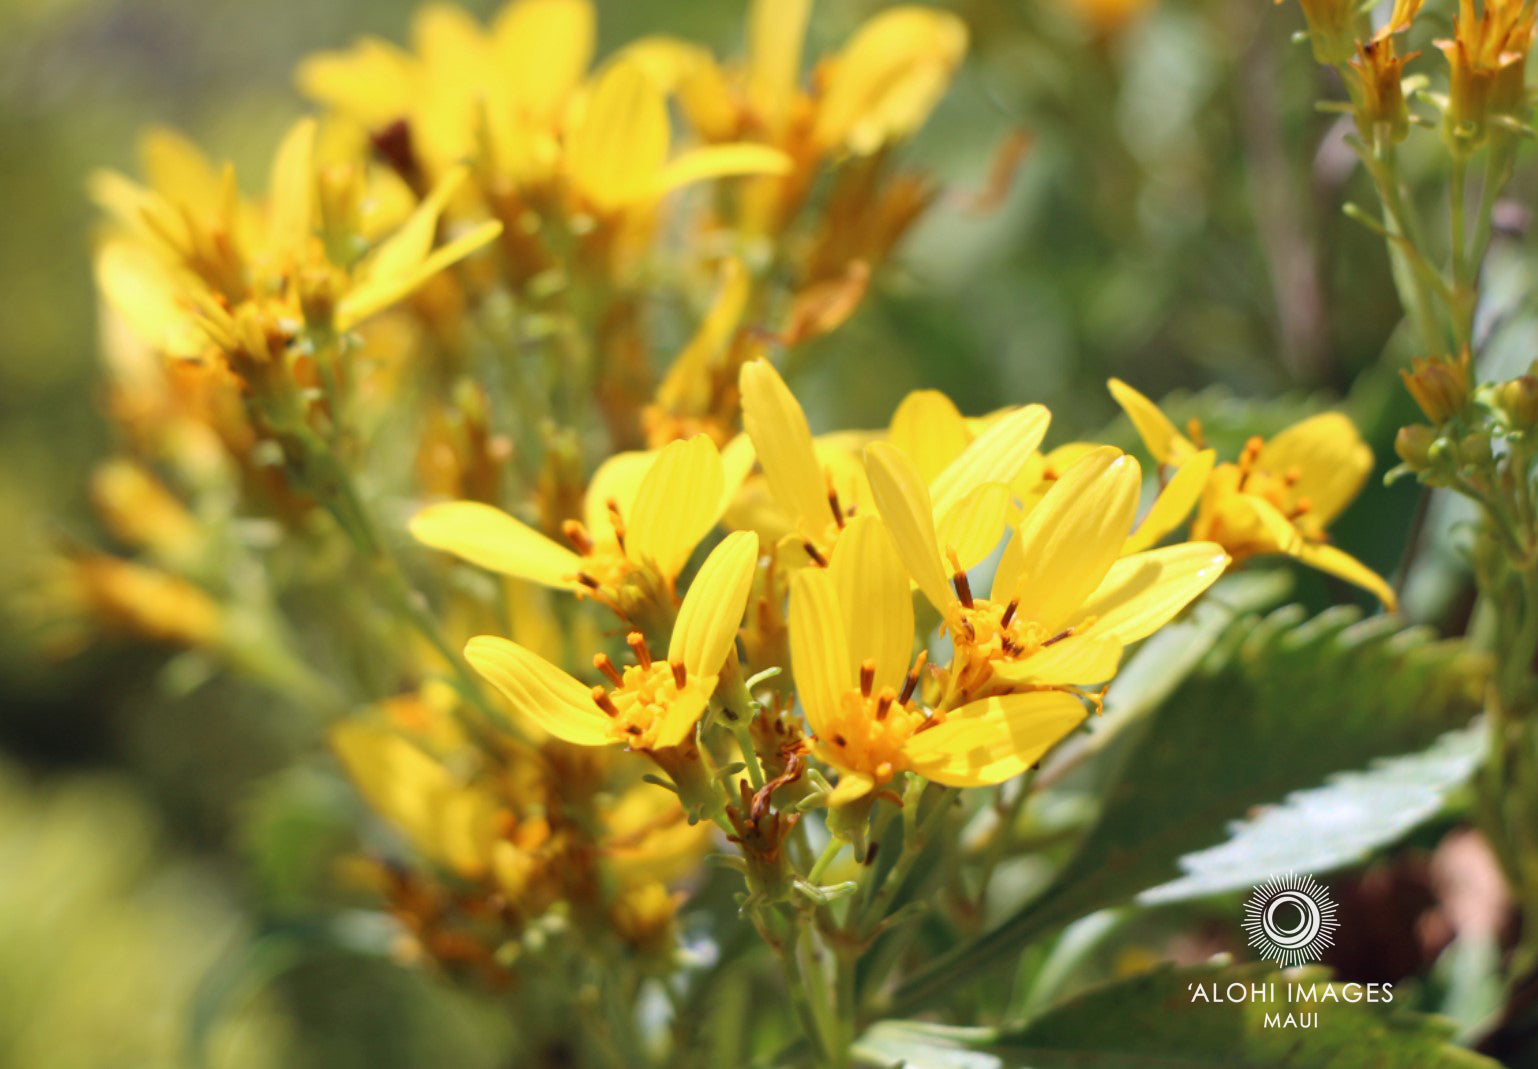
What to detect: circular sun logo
<box><xmin>1242</xmin><ymin>873</ymin><xmax>1339</xmax><ymax>968</ymax></box>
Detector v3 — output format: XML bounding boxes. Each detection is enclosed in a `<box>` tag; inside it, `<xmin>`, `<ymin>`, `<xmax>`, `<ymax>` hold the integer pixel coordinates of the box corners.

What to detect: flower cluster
<box><xmin>53</xmin><ymin>0</ymin><xmax>1405</xmax><ymax>1060</ymax></box>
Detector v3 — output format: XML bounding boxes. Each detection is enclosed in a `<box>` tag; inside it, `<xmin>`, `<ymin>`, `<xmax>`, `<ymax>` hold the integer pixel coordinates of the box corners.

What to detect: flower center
<box><xmin>817</xmin><ymin>660</ymin><xmax>929</xmax><ymax>786</ymax></box>
<box><xmin>589</xmin><ymin>632</ymin><xmax>692</xmax><ymax>751</ymax></box>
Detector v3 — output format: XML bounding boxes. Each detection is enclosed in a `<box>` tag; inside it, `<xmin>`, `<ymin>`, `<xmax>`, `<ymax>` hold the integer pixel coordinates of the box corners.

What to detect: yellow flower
<box><xmin>621</xmin><ymin>1</ymin><xmax>963</xmax><ymax>256</ymax></box>
<box><xmin>640</xmin><ymin>1</ymin><xmax>966</xmax><ymax>159</ymax></box>
<box><xmin>1436</xmin><ymin>0</ymin><xmax>1536</xmax><ymax>153</ymax></box>
<box><xmin>789</xmin><ymin>514</ymin><xmax>1090</xmax><ymax>799</ymax></box>
<box><xmin>1109</xmin><ymin>379</ymin><xmax>1396</xmax><ymax>609</ymax></box>
<box><xmin>738</xmin><ymin>360</ymin><xmax>1050</xmax><ymax>567</ymax></box>
<box><xmin>92</xmin><ymin>120</ymin><xmax>501</xmax><ymax>364</ymax></box>
<box><xmin>298</xmin><ymin>0</ymin><xmax>597</xmax><ymax>188</ymax></box>
<box><xmin>464</xmin><ymin>531</ymin><xmax>759</xmax><ymax>751</ymax></box>
<box><xmin>332</xmin><ymin>718</ymin><xmax>504</xmax><ymax>879</ymax></box>
<box><xmin>564</xmin><ymin>59</ymin><xmax>790</xmax><ymax>217</ymax></box>
<box><xmin>1346</xmin><ymin>37</ymin><xmax>1417</xmax><ymax>145</ymax></box>
<box><xmin>867</xmin><ymin>442</ymin><xmax>1229</xmax><ymax>696</ymax></box>
<box><xmin>412</xmin><ymin>433</ymin><xmax>753</xmax><ymax>601</ymax></box>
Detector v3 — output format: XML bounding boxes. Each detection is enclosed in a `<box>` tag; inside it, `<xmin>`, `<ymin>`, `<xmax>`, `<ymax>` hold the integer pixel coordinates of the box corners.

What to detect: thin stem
<box><xmin>807</xmin><ymin>837</ymin><xmax>846</xmax><ymax>886</ymax></box>
<box><xmin>1451</xmin><ymin>153</ymin><xmax>1469</xmax><ymax>288</ymax></box>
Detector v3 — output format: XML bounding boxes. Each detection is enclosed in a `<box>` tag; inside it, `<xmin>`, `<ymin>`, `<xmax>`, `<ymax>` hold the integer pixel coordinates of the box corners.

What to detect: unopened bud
<box><xmin>1401</xmin><ymin>351</ymin><xmax>1471</xmax><ymax>423</ymax></box>
<box><xmin>1456</xmin><ymin>430</ymin><xmax>1493</xmax><ymax>467</ymax></box>
<box><xmin>1496</xmin><ymin>374</ymin><xmax>1538</xmax><ymax>429</ymax></box>
<box><xmin>1395</xmin><ymin>423</ymin><xmax>1438</xmax><ymax>468</ymax></box>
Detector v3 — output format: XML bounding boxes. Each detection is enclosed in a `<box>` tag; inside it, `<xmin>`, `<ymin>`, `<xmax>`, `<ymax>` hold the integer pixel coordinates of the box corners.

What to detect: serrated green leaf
<box><xmin>858</xmin><ymin>963</ymin><xmax>1499</xmax><ymax>1068</ymax></box>
<box><xmin>1141</xmin><ymin>724</ymin><xmax>1483</xmax><ymax>904</ymax></box>
<box><xmin>891</xmin><ymin>607</ymin><xmax>1487</xmax><ymax>1014</ymax></box>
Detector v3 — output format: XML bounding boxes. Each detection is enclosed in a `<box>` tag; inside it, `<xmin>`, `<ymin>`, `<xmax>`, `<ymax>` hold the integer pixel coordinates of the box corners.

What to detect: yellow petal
<box><xmin>864</xmin><ymin>442</ymin><xmax>953</xmax><ymax>613</ymax></box>
<box><xmin>653</xmin><ymin>680</ymin><xmax>713</xmax><ymax>750</ymax></box>
<box><xmin>410</xmin><ymin>501</ymin><xmax>582</xmax><ymax>589</ymax></box>
<box><xmin>585</xmin><ymin>449</ymin><xmax>656</xmax><ymax>546</ymax></box>
<box><xmin>94</xmin><ymin>241</ymin><xmax>205</xmax><ymax>358</ymax></box>
<box><xmin>740</xmin><ymin>360</ymin><xmax>829</xmax><ymax>535</ymax></box>
<box><xmin>826</xmin><ymin>769</ymin><xmax>877</xmax><ymax>806</ymax></box>
<box><xmin>904</xmin><ymin>691</ymin><xmax>1087</xmax><ymax>787</ymax></box>
<box><xmin>990</xmin><ymin>527</ymin><xmax>1028</xmax><ymax>603</ymax></box>
<box><xmin>889</xmin><ymin>389</ymin><xmax>971</xmax><ymax>485</ymax></box>
<box><xmin>295</xmin><ymin>38</ymin><xmax>417</xmax><ymax>130</ymax></box>
<box><xmin>493</xmin><ymin>0</ymin><xmax>594</xmax><ymax>121</ymax></box>
<box><xmin>331</xmin><ymin>720</ymin><xmax>500</xmax><ymax>877</ymax></box>
<box><xmin>338</xmin><ymin>218</ymin><xmax>501</xmax><ymax>330</ymax></box>
<box><xmin>788</xmin><ymin>568</ymin><xmax>852</xmax><ymax>738</ymax></box>
<box><xmin>650</xmin><ymin>143</ymin><xmax>791</xmax><ymax>200</ymax></box>
<box><xmin>566</xmin><ymin>60</ymin><xmax>669</xmax><ymax>211</ymax></box>
<box><xmin>935</xmin><ymin>481</ymin><xmax>1012</xmax><ymax>573</ymax></box>
<box><xmin>1122</xmin><ymin>449</ymin><xmax>1215</xmax><ymax>555</ymax></box>
<box><xmin>1256</xmin><ymin>412</ymin><xmax>1372</xmax><ymax>526</ymax></box>
<box><xmin>827</xmin><ymin>515</ymin><xmax>913</xmax><ymax>693</ymax></box>
<box><xmin>1069</xmin><ymin>541</ymin><xmax>1230</xmax><ymax>643</ymax></box>
<box><xmin>465</xmin><ymin>635</ymin><xmax>613</xmax><ymax>746</ymax></box>
<box><xmin>1009</xmin><ymin>447</ymin><xmax>1141</xmax><ymax>632</ymax></box>
<box><xmin>670</xmin><ymin>531</ymin><xmax>760</xmax><ymax>677</ymax></box>
<box><xmin>267</xmin><ymin>118</ymin><xmax>317</xmax><ymax>260</ymax></box>
<box><xmin>1288</xmin><ymin>540</ymin><xmax>1399</xmax><ymax>611</ymax></box>
<box><xmin>628</xmin><ymin>435</ymin><xmax>726</xmax><ymax>579</ymax></box>
<box><xmin>928</xmin><ymin>404</ymin><xmax>1051</xmax><ymax>522</ymax></box>
<box><xmin>140</xmin><ymin>126</ymin><xmax>224</xmax><ymax>218</ymax></box>
<box><xmin>991</xmin><ymin>633</ymin><xmax>1124</xmax><ymax>687</ymax></box>
<box><xmin>813</xmin><ymin>7</ymin><xmax>968</xmax><ymax>156</ymax></box>
<box><xmin>1107</xmin><ymin>378</ymin><xmax>1194</xmax><ymax>466</ymax></box>
<box><xmin>747</xmin><ymin>0</ymin><xmax>811</xmax><ymax>136</ymax></box>
<box><xmin>719</xmin><ymin>433</ymin><xmax>758</xmax><ymax>512</ymax></box>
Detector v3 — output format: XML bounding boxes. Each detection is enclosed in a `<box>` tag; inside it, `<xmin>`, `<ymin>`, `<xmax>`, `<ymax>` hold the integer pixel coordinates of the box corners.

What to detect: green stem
<box><xmin>1361</xmin><ymin>141</ymin><xmax>1450</xmax><ymax>356</ymax></box>
<box><xmin>807</xmin><ymin>837</ymin><xmax>846</xmax><ymax>886</ymax></box>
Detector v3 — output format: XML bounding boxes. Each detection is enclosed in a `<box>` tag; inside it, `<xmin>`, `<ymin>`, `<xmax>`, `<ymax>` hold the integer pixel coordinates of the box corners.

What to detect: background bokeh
<box><xmin>0</xmin><ymin>0</ymin><xmax>1444</xmax><ymax>1064</ymax></box>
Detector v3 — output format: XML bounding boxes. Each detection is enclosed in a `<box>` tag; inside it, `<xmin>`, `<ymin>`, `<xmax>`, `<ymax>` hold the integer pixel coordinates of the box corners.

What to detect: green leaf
<box><xmin>891</xmin><ymin>606</ymin><xmax>1487</xmax><ymax>1015</ymax></box>
<box><xmin>857</xmin><ymin>963</ymin><xmax>1499</xmax><ymax>1068</ymax></box>
<box><xmin>1141</xmin><ymin>724</ymin><xmax>1483</xmax><ymax>904</ymax></box>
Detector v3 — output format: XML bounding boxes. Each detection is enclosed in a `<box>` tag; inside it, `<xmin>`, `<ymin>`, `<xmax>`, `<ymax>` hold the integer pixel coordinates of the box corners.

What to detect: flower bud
<box><xmin>1401</xmin><ymin>351</ymin><xmax>1471</xmax><ymax>423</ymax></box>
<box><xmin>1395</xmin><ymin>423</ymin><xmax>1439</xmax><ymax>468</ymax></box>
<box><xmin>1291</xmin><ymin>0</ymin><xmax>1365</xmax><ymax>65</ymax></box>
<box><xmin>1496</xmin><ymin>374</ymin><xmax>1538</xmax><ymax>429</ymax></box>
<box><xmin>1347</xmin><ymin>39</ymin><xmax>1415</xmax><ymax>145</ymax></box>
<box><xmin>1456</xmin><ymin>429</ymin><xmax>1494</xmax><ymax>466</ymax></box>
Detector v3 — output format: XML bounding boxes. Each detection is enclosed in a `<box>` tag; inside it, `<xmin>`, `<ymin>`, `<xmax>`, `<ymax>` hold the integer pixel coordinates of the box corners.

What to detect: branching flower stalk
<box><xmin>1294</xmin><ymin>0</ymin><xmax>1538</xmax><ymax>975</ymax></box>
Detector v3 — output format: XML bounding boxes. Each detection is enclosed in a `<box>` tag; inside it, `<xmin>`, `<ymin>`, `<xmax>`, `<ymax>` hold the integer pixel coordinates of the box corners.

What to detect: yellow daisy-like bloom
<box><xmin>464</xmin><ymin>531</ymin><xmax>759</xmax><ymax>751</ymax></box>
<box><xmin>633</xmin><ymin>0</ymin><xmax>966</xmax><ymax>158</ymax></box>
<box><xmin>298</xmin><ymin>0</ymin><xmax>597</xmax><ymax>188</ymax></box>
<box><xmin>738</xmin><ymin>360</ymin><xmax>1050</xmax><ymax>567</ymax></box>
<box><xmin>300</xmin><ymin>2</ymin><xmax>788</xmax><ymax>223</ymax></box>
<box><xmin>563</xmin><ymin>58</ymin><xmax>790</xmax><ymax>218</ymax></box>
<box><xmin>623</xmin><ymin>0</ymin><xmax>964</xmax><ymax>241</ymax></box>
<box><xmin>1109</xmin><ymin>379</ymin><xmax>1396</xmax><ymax>609</ymax></box>
<box><xmin>789</xmin><ymin>515</ymin><xmax>1090</xmax><ymax>800</ymax></box>
<box><xmin>867</xmin><ymin>442</ymin><xmax>1230</xmax><ymax>699</ymax></box>
<box><xmin>411</xmin><ymin>433</ymin><xmax>753</xmax><ymax>599</ymax></box>
<box><xmin>92</xmin><ymin>119</ymin><xmax>501</xmax><ymax>362</ymax></box>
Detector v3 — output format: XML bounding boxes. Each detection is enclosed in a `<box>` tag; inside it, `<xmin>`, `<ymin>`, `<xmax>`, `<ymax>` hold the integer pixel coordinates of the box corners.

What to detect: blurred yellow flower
<box><xmin>92</xmin><ymin>120</ymin><xmax>501</xmax><ymax>364</ymax></box>
<box><xmin>1436</xmin><ymin>0</ymin><xmax>1536</xmax><ymax>153</ymax></box>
